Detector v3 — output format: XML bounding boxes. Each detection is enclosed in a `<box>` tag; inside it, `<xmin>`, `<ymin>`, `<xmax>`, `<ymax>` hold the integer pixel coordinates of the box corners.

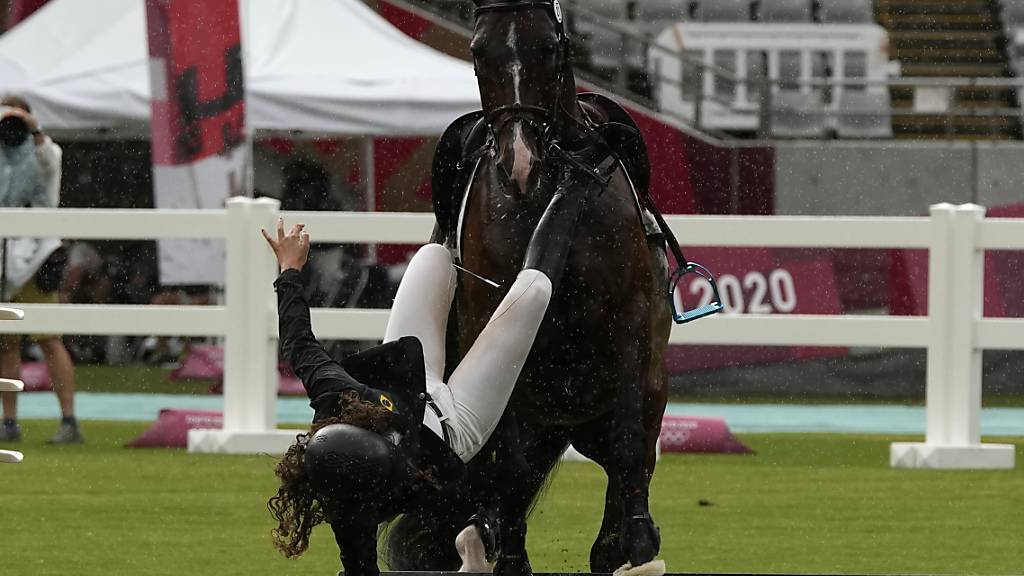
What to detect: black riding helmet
<box><xmin>304</xmin><ymin>423</ymin><xmax>396</xmax><ymax>515</ymax></box>
<box><xmin>304</xmin><ymin>423</ymin><xmax>426</xmax><ymax>521</ymax></box>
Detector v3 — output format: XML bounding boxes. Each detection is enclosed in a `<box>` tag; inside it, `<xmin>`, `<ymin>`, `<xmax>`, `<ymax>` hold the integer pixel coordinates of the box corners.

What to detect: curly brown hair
<box><xmin>268</xmin><ymin>390</ymin><xmax>397</xmax><ymax>558</ymax></box>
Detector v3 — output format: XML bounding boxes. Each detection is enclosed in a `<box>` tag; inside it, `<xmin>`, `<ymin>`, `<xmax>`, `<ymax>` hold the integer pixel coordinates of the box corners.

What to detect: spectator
<box><xmin>280</xmin><ymin>160</ymin><xmax>373</xmax><ymax>357</ymax></box>
<box><xmin>0</xmin><ymin>95</ymin><xmax>81</xmax><ymax>444</ymax></box>
<box><xmin>139</xmin><ymin>285</ymin><xmax>212</xmax><ymax>366</ymax></box>
<box><xmin>60</xmin><ymin>240</ymin><xmax>113</xmax><ymax>363</ymax></box>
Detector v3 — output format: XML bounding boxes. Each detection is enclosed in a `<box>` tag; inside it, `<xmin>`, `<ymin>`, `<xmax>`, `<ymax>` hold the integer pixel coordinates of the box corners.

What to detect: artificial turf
<box><xmin>1</xmin><ymin>421</ymin><xmax>1021</xmax><ymax>576</ymax></box>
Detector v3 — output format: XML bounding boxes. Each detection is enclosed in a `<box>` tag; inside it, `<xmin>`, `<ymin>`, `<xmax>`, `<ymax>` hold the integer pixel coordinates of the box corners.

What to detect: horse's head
<box><xmin>470</xmin><ymin>0</ymin><xmax>580</xmax><ymax>196</ymax></box>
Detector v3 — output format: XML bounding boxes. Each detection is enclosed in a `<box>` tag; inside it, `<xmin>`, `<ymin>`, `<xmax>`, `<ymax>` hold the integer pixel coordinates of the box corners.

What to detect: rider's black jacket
<box><xmin>275</xmin><ymin>268</ymin><xmax>465</xmax><ymax>486</ymax></box>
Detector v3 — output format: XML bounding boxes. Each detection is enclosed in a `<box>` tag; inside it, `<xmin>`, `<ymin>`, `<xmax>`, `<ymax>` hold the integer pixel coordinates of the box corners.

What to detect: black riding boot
<box><xmin>522</xmin><ymin>142</ymin><xmax>616</xmax><ymax>291</ymax></box>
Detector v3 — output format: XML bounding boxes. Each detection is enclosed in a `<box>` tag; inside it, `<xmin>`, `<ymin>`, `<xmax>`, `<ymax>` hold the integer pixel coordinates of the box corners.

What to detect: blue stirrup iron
<box><xmin>646</xmin><ymin>209</ymin><xmax>723</xmax><ymax>324</ymax></box>
<box><xmin>668</xmin><ymin>262</ymin><xmax>723</xmax><ymax>324</ymax></box>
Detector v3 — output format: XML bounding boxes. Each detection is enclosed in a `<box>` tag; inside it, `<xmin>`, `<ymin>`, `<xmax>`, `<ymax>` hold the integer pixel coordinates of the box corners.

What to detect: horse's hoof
<box><xmin>493</xmin><ymin>552</ymin><xmax>532</xmax><ymax>576</ymax></box>
<box><xmin>456</xmin><ymin>525</ymin><xmax>492</xmax><ymax>573</ymax></box>
<box><xmin>613</xmin><ymin>559</ymin><xmax>667</xmax><ymax>576</ymax></box>
<box><xmin>589</xmin><ymin>533</ymin><xmax>623</xmax><ymax>573</ymax></box>
<box><xmin>624</xmin><ymin>515</ymin><xmax>661</xmax><ymax>566</ymax></box>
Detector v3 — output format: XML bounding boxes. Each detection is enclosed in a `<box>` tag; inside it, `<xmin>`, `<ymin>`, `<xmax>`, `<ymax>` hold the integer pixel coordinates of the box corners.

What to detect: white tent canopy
<box><xmin>0</xmin><ymin>0</ymin><xmax>481</xmax><ymax>137</ymax></box>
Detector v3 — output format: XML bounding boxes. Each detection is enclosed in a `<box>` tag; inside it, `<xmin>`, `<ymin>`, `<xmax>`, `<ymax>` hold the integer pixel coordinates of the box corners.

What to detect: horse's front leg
<box><xmin>573</xmin><ymin>410</ymin><xmax>659</xmax><ymax>573</ymax></box>
<box><xmin>492</xmin><ymin>416</ymin><xmax>569</xmax><ymax>576</ymax></box>
<box><xmin>615</xmin><ymin>343</ymin><xmax>662</xmax><ymax>572</ymax></box>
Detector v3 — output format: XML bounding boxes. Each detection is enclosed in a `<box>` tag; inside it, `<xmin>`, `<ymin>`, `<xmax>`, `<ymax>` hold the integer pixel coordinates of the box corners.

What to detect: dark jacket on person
<box><xmin>274</xmin><ymin>269</ymin><xmax>465</xmax><ymax>487</ymax></box>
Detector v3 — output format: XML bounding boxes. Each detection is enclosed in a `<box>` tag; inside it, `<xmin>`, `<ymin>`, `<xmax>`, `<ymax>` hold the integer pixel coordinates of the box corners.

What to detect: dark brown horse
<box><xmin>388</xmin><ymin>0</ymin><xmax>672</xmax><ymax>573</ymax></box>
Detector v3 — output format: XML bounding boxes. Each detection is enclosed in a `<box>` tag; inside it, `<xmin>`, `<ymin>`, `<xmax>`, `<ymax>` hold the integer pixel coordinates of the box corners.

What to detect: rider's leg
<box><xmin>438</xmin><ymin>268</ymin><xmax>551</xmax><ymax>462</ymax></box>
<box><xmin>440</xmin><ymin>158</ymin><xmax>602</xmax><ymax>462</ymax></box>
<box><xmin>382</xmin><ymin>243</ymin><xmax>457</xmax><ymax>386</ymax></box>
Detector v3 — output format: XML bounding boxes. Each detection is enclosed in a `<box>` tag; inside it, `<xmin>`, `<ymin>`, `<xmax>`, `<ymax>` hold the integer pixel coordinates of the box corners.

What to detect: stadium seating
<box><xmin>636</xmin><ymin>0</ymin><xmax>693</xmax><ymax>28</ymax></box>
<box><xmin>572</xmin><ymin>0</ymin><xmax>645</xmax><ymax>80</ymax></box>
<box><xmin>816</xmin><ymin>0</ymin><xmax>873</xmax><ymax>24</ymax></box>
<box><xmin>756</xmin><ymin>0</ymin><xmax>812</xmax><ymax>23</ymax></box>
<box><xmin>694</xmin><ymin>0</ymin><xmax>750</xmax><ymax>22</ymax></box>
<box><xmin>411</xmin><ymin>0</ymin><xmax>898</xmax><ymax>139</ymax></box>
<box><xmin>836</xmin><ymin>91</ymin><xmax>893</xmax><ymax>138</ymax></box>
<box><xmin>771</xmin><ymin>90</ymin><xmax>828</xmax><ymax>138</ymax></box>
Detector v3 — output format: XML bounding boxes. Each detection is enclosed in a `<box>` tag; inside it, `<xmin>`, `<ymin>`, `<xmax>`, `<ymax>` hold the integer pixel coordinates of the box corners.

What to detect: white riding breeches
<box><xmin>383</xmin><ymin>244</ymin><xmax>552</xmax><ymax>463</ymax></box>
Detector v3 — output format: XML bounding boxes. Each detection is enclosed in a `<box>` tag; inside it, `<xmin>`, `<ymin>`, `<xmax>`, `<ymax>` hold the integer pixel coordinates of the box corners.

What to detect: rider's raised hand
<box><xmin>261</xmin><ymin>217</ymin><xmax>310</xmax><ymax>272</ymax></box>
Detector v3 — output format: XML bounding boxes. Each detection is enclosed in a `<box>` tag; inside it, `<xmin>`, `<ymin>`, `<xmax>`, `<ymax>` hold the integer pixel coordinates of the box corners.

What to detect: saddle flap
<box><xmin>432</xmin><ymin>110</ymin><xmax>486</xmax><ymax>245</ymax></box>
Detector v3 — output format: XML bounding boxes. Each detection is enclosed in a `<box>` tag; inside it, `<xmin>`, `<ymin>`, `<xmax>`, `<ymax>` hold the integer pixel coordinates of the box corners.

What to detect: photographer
<box><xmin>0</xmin><ymin>95</ymin><xmax>81</xmax><ymax>445</ymax></box>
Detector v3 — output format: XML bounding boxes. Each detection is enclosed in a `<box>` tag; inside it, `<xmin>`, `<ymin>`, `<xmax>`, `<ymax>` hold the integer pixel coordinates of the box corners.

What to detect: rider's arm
<box><xmin>275</xmin><ymin>268</ymin><xmax>369</xmax><ymax>407</ymax></box>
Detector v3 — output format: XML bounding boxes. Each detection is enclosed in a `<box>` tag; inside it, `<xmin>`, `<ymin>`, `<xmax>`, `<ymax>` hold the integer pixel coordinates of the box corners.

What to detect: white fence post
<box><xmin>0</xmin><ymin>306</ymin><xmax>24</xmax><ymax>464</ymax></box>
<box><xmin>890</xmin><ymin>203</ymin><xmax>1015</xmax><ymax>469</ymax></box>
<box><xmin>188</xmin><ymin>197</ymin><xmax>303</xmax><ymax>454</ymax></box>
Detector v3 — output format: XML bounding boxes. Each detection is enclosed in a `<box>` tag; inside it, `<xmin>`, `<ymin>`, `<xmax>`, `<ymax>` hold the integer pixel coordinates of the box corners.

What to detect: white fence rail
<box><xmin>0</xmin><ymin>306</ymin><xmax>25</xmax><ymax>464</ymax></box>
<box><xmin>0</xmin><ymin>199</ymin><xmax>1018</xmax><ymax>468</ymax></box>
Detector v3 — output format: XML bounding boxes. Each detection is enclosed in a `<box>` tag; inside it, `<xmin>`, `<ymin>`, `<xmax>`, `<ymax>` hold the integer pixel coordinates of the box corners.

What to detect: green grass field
<box><xmin>1</xmin><ymin>420</ymin><xmax>1022</xmax><ymax>576</ymax></box>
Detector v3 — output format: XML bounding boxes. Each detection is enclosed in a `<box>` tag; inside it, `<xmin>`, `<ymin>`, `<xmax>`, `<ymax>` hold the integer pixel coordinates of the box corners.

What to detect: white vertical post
<box><xmin>945</xmin><ymin>204</ymin><xmax>985</xmax><ymax>445</ymax></box>
<box><xmin>189</xmin><ymin>198</ymin><xmax>300</xmax><ymax>454</ymax></box>
<box><xmin>924</xmin><ymin>202</ymin><xmax>956</xmax><ymax>445</ymax></box>
<box><xmin>891</xmin><ymin>203</ymin><xmax>1014</xmax><ymax>469</ymax></box>
<box><xmin>0</xmin><ymin>306</ymin><xmax>24</xmax><ymax>464</ymax></box>
<box><xmin>223</xmin><ymin>196</ymin><xmax>279</xmax><ymax>432</ymax></box>
<box><xmin>223</xmin><ymin>198</ymin><xmax>251</xmax><ymax>431</ymax></box>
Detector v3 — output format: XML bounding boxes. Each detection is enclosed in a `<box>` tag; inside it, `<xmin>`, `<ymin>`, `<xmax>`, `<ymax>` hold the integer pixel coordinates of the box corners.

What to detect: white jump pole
<box><xmin>0</xmin><ymin>306</ymin><xmax>24</xmax><ymax>464</ymax></box>
<box><xmin>890</xmin><ymin>204</ymin><xmax>1015</xmax><ymax>469</ymax></box>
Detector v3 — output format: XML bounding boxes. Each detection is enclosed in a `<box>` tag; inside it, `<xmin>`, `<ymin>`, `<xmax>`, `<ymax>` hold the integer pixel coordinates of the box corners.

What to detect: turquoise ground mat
<box><xmin>13</xmin><ymin>391</ymin><xmax>1024</xmax><ymax>436</ymax></box>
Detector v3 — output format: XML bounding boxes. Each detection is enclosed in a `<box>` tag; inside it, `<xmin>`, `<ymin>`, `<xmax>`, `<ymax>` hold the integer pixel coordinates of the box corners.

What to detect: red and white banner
<box><xmin>146</xmin><ymin>0</ymin><xmax>251</xmax><ymax>285</ymax></box>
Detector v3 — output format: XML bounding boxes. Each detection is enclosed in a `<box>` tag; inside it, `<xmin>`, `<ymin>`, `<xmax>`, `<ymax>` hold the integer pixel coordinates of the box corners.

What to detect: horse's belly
<box><xmin>515</xmin><ymin>340</ymin><xmax>620</xmax><ymax>425</ymax></box>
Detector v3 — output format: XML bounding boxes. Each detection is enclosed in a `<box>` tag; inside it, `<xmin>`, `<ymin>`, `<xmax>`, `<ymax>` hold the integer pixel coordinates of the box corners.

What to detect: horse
<box><xmin>386</xmin><ymin>0</ymin><xmax>672</xmax><ymax>573</ymax></box>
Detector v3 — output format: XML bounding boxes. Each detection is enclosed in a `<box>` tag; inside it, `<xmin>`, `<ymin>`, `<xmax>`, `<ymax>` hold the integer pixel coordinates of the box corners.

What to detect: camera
<box><xmin>0</xmin><ymin>106</ymin><xmax>29</xmax><ymax>148</ymax></box>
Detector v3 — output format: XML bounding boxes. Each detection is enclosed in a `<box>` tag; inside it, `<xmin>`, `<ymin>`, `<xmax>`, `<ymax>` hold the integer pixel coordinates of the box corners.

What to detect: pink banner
<box><xmin>889</xmin><ymin>202</ymin><xmax>1024</xmax><ymax>318</ymax></box>
<box><xmin>660</xmin><ymin>415</ymin><xmax>752</xmax><ymax>454</ymax></box>
<box><xmin>170</xmin><ymin>344</ymin><xmax>306</xmax><ymax>396</ymax></box>
<box><xmin>127</xmin><ymin>409</ymin><xmax>223</xmax><ymax>448</ymax></box>
<box><xmin>667</xmin><ymin>247</ymin><xmax>846</xmax><ymax>372</ymax></box>
<box><xmin>129</xmin><ymin>410</ymin><xmax>751</xmax><ymax>453</ymax></box>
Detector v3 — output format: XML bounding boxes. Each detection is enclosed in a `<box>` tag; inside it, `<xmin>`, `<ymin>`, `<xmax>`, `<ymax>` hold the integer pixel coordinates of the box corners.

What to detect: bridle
<box><xmin>465</xmin><ymin>0</ymin><xmax>604</xmax><ymax>182</ymax></box>
<box><xmin>471</xmin><ymin>0</ymin><xmax>579</xmax><ymax>145</ymax></box>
